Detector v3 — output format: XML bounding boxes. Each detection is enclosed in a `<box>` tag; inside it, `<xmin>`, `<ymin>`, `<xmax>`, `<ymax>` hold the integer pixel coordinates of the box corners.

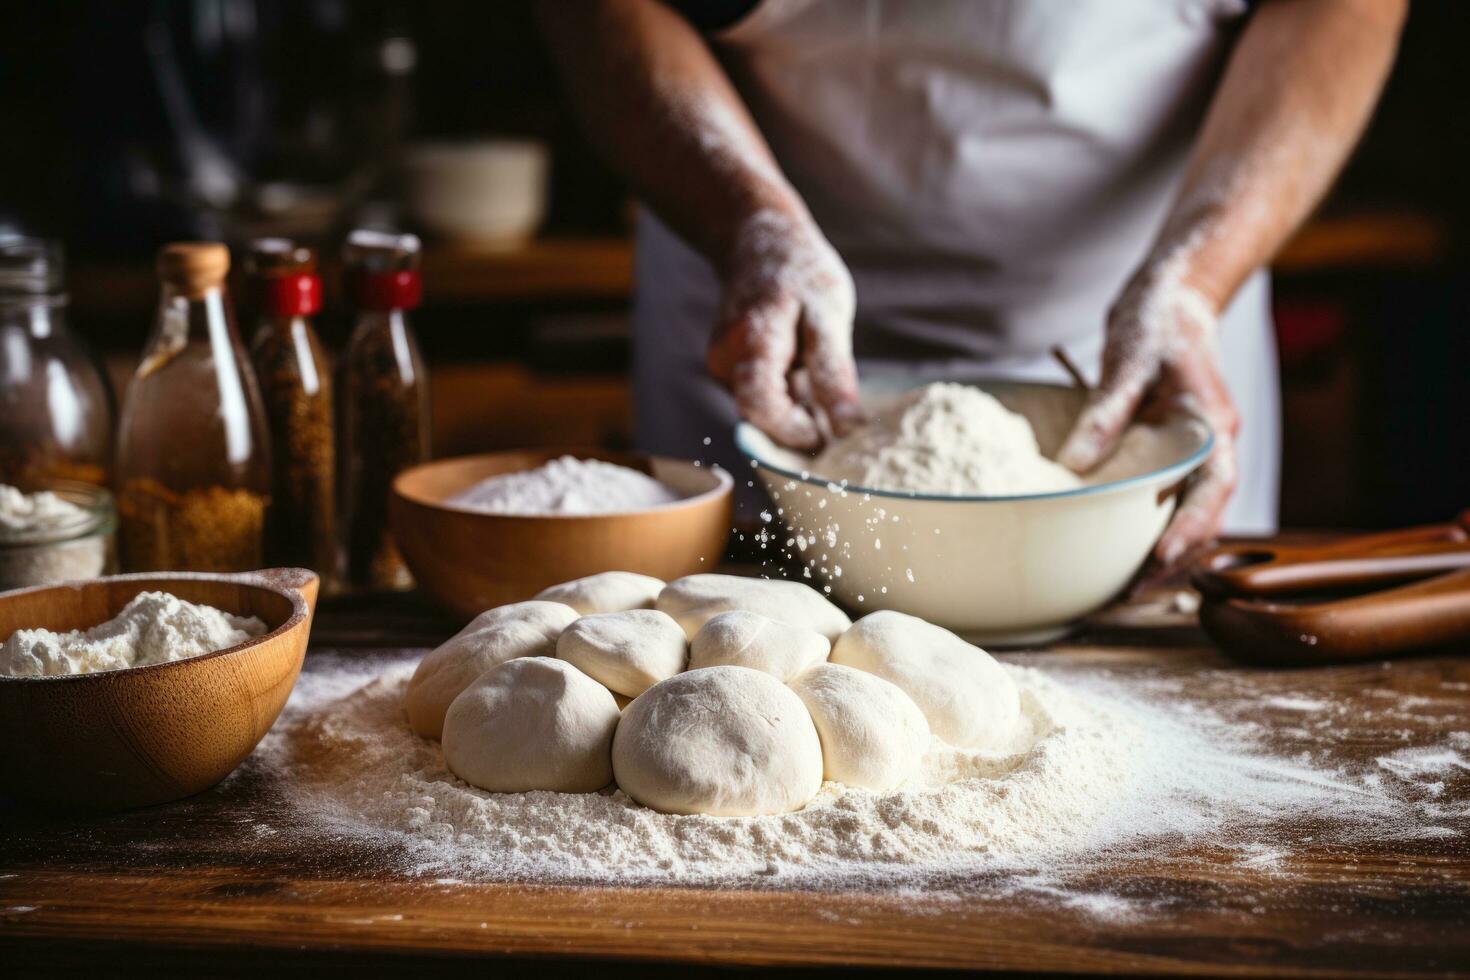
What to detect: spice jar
<box><xmin>247</xmin><ymin>239</ymin><xmax>336</xmax><ymax>585</ymax></box>
<box><xmin>0</xmin><ymin>481</ymin><xmax>116</xmax><ymax>589</ymax></box>
<box><xmin>115</xmin><ymin>242</ymin><xmax>272</xmax><ymax>572</ymax></box>
<box><xmin>339</xmin><ymin>230</ymin><xmax>430</xmax><ymax>591</ymax></box>
<box><xmin>0</xmin><ymin>238</ymin><xmax>115</xmax><ymax>488</ymax></box>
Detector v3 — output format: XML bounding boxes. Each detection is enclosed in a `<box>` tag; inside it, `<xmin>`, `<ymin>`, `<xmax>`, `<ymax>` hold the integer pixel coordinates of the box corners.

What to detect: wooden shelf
<box><xmin>65</xmin><ymin>213</ymin><xmax>1447</xmax><ymax>321</ymax></box>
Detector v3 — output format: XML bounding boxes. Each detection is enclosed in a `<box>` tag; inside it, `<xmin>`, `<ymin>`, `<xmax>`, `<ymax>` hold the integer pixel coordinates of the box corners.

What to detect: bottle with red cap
<box><xmin>339</xmin><ymin>230</ymin><xmax>430</xmax><ymax>591</ymax></box>
<box><xmin>247</xmin><ymin>239</ymin><xmax>335</xmax><ymax>584</ymax></box>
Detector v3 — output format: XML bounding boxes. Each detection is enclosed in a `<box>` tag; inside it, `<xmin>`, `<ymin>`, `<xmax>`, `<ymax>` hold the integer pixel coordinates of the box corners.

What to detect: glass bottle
<box><xmin>339</xmin><ymin>230</ymin><xmax>429</xmax><ymax>591</ymax></box>
<box><xmin>0</xmin><ymin>238</ymin><xmax>114</xmax><ymax>488</ymax></box>
<box><xmin>115</xmin><ymin>242</ymin><xmax>272</xmax><ymax>572</ymax></box>
<box><xmin>246</xmin><ymin>239</ymin><xmax>336</xmax><ymax>585</ymax></box>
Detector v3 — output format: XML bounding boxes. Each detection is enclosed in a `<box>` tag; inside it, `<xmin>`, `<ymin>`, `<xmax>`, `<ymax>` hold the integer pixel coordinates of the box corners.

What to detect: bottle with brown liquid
<box><xmin>339</xmin><ymin>230</ymin><xmax>429</xmax><ymax>591</ymax></box>
<box><xmin>115</xmin><ymin>242</ymin><xmax>272</xmax><ymax>572</ymax></box>
<box><xmin>246</xmin><ymin>239</ymin><xmax>336</xmax><ymax>585</ymax></box>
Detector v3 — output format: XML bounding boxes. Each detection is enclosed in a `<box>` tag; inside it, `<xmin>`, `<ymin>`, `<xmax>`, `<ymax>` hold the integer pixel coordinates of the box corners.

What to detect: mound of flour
<box><xmin>254</xmin><ymin>654</ymin><xmax>1426</xmax><ymax>889</ymax></box>
<box><xmin>0</xmin><ymin>591</ymin><xmax>266</xmax><ymax>677</ymax></box>
<box><xmin>813</xmin><ymin>383</ymin><xmax>1081</xmax><ymax>496</ymax></box>
<box><xmin>0</xmin><ymin>484</ymin><xmax>89</xmax><ymax>534</ymax></box>
<box><xmin>446</xmin><ymin>456</ymin><xmax>681</xmax><ymax>516</ymax></box>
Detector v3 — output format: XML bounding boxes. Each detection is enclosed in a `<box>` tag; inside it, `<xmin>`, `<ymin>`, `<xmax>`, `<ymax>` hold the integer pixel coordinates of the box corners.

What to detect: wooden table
<box><xmin>3</xmin><ymin>593</ymin><xmax>1467</xmax><ymax>978</ymax></box>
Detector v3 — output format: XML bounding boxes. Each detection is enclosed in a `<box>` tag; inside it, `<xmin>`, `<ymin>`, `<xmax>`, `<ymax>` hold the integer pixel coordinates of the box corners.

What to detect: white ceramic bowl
<box><xmin>403</xmin><ymin>139</ymin><xmax>549</xmax><ymax>246</ymax></box>
<box><xmin>736</xmin><ymin>380</ymin><xmax>1211</xmax><ymax>645</ymax></box>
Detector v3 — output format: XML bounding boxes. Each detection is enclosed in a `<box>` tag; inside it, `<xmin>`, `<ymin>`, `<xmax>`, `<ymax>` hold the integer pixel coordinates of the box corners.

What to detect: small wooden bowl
<box><xmin>0</xmin><ymin>568</ymin><xmax>319</xmax><ymax>811</ymax></box>
<box><xmin>391</xmin><ymin>449</ymin><xmax>733</xmax><ymax>620</ymax></box>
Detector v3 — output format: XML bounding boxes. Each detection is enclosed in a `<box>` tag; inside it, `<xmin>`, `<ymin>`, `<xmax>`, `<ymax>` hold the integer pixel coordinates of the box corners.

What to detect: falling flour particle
<box><xmin>0</xmin><ymin>591</ymin><xmax>266</xmax><ymax>677</ymax></box>
<box><xmin>445</xmin><ymin>456</ymin><xmax>681</xmax><ymax>516</ymax></box>
<box><xmin>812</xmin><ymin>383</ymin><xmax>1081</xmax><ymax>496</ymax></box>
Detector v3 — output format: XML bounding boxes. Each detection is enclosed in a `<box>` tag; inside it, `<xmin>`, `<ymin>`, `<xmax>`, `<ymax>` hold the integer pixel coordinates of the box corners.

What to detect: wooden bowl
<box><xmin>391</xmin><ymin>449</ymin><xmax>733</xmax><ymax>620</ymax></box>
<box><xmin>0</xmin><ymin>568</ymin><xmax>319</xmax><ymax>811</ymax></box>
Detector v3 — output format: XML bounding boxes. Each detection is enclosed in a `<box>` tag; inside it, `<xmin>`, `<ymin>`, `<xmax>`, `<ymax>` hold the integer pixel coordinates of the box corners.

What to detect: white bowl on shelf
<box><xmin>736</xmin><ymin>379</ymin><xmax>1212</xmax><ymax>646</ymax></box>
<box><xmin>403</xmin><ymin>139</ymin><xmax>549</xmax><ymax>247</ymax></box>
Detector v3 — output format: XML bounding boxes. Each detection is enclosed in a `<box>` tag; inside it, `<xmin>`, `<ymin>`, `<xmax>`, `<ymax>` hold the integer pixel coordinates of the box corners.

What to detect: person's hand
<box><xmin>706</xmin><ymin>209</ymin><xmax>864</xmax><ymax>450</ymax></box>
<box><xmin>1058</xmin><ymin>267</ymin><xmax>1240</xmax><ymax>567</ymax></box>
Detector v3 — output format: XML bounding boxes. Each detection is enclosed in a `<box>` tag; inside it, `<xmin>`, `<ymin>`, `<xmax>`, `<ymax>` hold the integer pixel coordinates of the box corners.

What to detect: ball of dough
<box><xmin>687</xmin><ymin>610</ymin><xmax>829</xmax><ymax>681</ymax></box>
<box><xmin>612</xmin><ymin>666</ymin><xmax>823</xmax><ymax>816</ymax></box>
<box><xmin>556</xmin><ymin>609</ymin><xmax>687</xmax><ymax>697</ymax></box>
<box><xmin>790</xmin><ymin>663</ymin><xmax>930</xmax><ymax>792</ymax></box>
<box><xmin>442</xmin><ymin>657</ymin><xmax>620</xmax><ymax>793</ymax></box>
<box><xmin>535</xmin><ymin>571</ymin><xmax>665</xmax><ymax>615</ymax></box>
<box><xmin>656</xmin><ymin>574</ymin><xmax>851</xmax><ymax>642</ymax></box>
<box><xmin>405</xmin><ymin>600</ymin><xmax>578</xmax><ymax>739</ymax></box>
<box><xmin>830</xmin><ymin>610</ymin><xmax>1019</xmax><ymax>749</ymax></box>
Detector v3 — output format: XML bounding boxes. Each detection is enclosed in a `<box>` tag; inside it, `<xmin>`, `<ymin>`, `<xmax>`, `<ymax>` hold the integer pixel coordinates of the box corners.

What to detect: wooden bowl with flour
<box><xmin>391</xmin><ymin>449</ymin><xmax>733</xmax><ymax>621</ymax></box>
<box><xmin>0</xmin><ymin>568</ymin><xmax>318</xmax><ymax>811</ymax></box>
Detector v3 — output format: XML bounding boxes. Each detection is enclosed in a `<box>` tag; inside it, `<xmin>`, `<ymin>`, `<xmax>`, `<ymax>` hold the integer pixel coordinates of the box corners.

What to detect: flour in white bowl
<box><xmin>812</xmin><ymin>383</ymin><xmax>1081</xmax><ymax>496</ymax></box>
<box><xmin>445</xmin><ymin>456</ymin><xmax>682</xmax><ymax>516</ymax></box>
<box><xmin>0</xmin><ymin>590</ymin><xmax>267</xmax><ymax>678</ymax></box>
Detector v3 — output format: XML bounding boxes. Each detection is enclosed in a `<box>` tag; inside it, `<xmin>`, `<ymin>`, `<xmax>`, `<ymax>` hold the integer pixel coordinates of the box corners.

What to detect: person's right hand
<box><xmin>706</xmin><ymin>210</ymin><xmax>864</xmax><ymax>450</ymax></box>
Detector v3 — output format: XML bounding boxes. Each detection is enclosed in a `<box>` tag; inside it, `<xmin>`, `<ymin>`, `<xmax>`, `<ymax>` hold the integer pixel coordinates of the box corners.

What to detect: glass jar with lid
<box><xmin>0</xmin><ymin>237</ymin><xmax>115</xmax><ymax>488</ymax></box>
<box><xmin>115</xmin><ymin>242</ymin><xmax>272</xmax><ymax>572</ymax></box>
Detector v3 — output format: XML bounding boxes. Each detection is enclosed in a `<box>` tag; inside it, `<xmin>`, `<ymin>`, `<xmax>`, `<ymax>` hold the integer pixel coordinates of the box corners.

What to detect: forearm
<box><xmin>535</xmin><ymin>0</ymin><xmax>807</xmax><ymax>270</ymax></box>
<box><xmin>1154</xmin><ymin>0</ymin><xmax>1406</xmax><ymax>310</ymax></box>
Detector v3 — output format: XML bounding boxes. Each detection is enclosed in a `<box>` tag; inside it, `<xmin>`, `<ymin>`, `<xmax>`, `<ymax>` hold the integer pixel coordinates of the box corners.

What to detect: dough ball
<box><xmin>442</xmin><ymin>657</ymin><xmax>620</xmax><ymax>793</ymax></box>
<box><xmin>612</xmin><ymin>666</ymin><xmax>823</xmax><ymax>816</ymax></box>
<box><xmin>830</xmin><ymin>610</ymin><xmax>1019</xmax><ymax>749</ymax></box>
<box><xmin>656</xmin><ymin>573</ymin><xmax>851</xmax><ymax>642</ymax></box>
<box><xmin>556</xmin><ymin>609</ymin><xmax>687</xmax><ymax>697</ymax></box>
<box><xmin>535</xmin><ymin>571</ymin><xmax>665</xmax><ymax>615</ymax></box>
<box><xmin>405</xmin><ymin>600</ymin><xmax>578</xmax><ymax>739</ymax></box>
<box><xmin>687</xmin><ymin>610</ymin><xmax>829</xmax><ymax>681</ymax></box>
<box><xmin>790</xmin><ymin>663</ymin><xmax>930</xmax><ymax>792</ymax></box>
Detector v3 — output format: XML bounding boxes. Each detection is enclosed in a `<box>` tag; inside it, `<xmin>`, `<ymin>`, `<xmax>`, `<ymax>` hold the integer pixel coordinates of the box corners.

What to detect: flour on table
<box><xmin>249</xmin><ymin>652</ymin><xmax>1448</xmax><ymax>892</ymax></box>
<box><xmin>0</xmin><ymin>590</ymin><xmax>266</xmax><ymax>677</ymax></box>
<box><xmin>812</xmin><ymin>383</ymin><xmax>1081</xmax><ymax>496</ymax></box>
<box><xmin>445</xmin><ymin>456</ymin><xmax>681</xmax><ymax>516</ymax></box>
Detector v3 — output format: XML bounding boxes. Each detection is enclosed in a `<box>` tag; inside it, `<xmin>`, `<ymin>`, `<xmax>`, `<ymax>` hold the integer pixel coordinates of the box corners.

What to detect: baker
<box><xmin>538</xmin><ymin>0</ymin><xmax>1404</xmax><ymax>563</ymax></box>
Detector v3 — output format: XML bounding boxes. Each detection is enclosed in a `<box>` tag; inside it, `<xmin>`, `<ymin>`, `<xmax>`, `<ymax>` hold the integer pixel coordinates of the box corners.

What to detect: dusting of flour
<box><xmin>812</xmin><ymin>383</ymin><xmax>1081</xmax><ymax>496</ymax></box>
<box><xmin>0</xmin><ymin>591</ymin><xmax>266</xmax><ymax>677</ymax></box>
<box><xmin>446</xmin><ymin>456</ymin><xmax>681</xmax><ymax>516</ymax></box>
<box><xmin>251</xmin><ymin>653</ymin><xmax>1449</xmax><ymax>890</ymax></box>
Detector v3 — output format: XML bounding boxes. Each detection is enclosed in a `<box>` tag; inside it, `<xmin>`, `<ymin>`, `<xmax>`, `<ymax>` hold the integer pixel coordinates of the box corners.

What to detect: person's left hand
<box><xmin>1057</xmin><ymin>267</ymin><xmax>1240</xmax><ymax>567</ymax></box>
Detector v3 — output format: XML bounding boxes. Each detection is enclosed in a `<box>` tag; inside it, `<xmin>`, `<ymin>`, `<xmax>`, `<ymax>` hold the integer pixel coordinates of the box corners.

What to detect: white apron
<box><xmin>633</xmin><ymin>0</ymin><xmax>1280</xmax><ymax>532</ymax></box>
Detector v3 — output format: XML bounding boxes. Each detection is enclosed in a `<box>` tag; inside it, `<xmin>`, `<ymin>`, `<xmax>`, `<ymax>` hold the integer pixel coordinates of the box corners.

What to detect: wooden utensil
<box><xmin>0</xmin><ymin>567</ymin><xmax>318</xmax><ymax>811</ymax></box>
<box><xmin>390</xmin><ymin>449</ymin><xmax>733</xmax><ymax>621</ymax></box>
<box><xmin>1194</xmin><ymin>515</ymin><xmax>1470</xmax><ymax>665</ymax></box>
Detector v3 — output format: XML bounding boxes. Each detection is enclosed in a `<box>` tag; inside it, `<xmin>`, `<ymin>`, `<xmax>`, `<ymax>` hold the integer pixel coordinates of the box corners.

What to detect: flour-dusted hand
<box><xmin>1058</xmin><ymin>261</ymin><xmax>1240</xmax><ymax>567</ymax></box>
<box><xmin>706</xmin><ymin>209</ymin><xmax>864</xmax><ymax>450</ymax></box>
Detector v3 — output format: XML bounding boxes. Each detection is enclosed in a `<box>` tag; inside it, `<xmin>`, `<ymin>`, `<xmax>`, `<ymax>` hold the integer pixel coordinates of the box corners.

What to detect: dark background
<box><xmin>2</xmin><ymin>0</ymin><xmax>1466</xmax><ymax>529</ymax></box>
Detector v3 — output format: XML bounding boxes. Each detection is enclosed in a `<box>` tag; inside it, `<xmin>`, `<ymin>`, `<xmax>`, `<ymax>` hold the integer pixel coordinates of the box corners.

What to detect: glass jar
<box><xmin>0</xmin><ymin>238</ymin><xmax>115</xmax><ymax>488</ymax></box>
<box><xmin>115</xmin><ymin>242</ymin><xmax>272</xmax><ymax>572</ymax></box>
<box><xmin>247</xmin><ymin>239</ymin><xmax>336</xmax><ymax>585</ymax></box>
<box><xmin>339</xmin><ymin>230</ymin><xmax>429</xmax><ymax>591</ymax></box>
<box><xmin>0</xmin><ymin>481</ymin><xmax>117</xmax><ymax>590</ymax></box>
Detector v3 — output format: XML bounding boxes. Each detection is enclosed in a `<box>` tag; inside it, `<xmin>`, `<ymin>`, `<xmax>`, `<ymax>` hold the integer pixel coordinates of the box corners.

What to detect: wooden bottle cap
<box><xmin>157</xmin><ymin>242</ymin><xmax>230</xmax><ymax>298</ymax></box>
